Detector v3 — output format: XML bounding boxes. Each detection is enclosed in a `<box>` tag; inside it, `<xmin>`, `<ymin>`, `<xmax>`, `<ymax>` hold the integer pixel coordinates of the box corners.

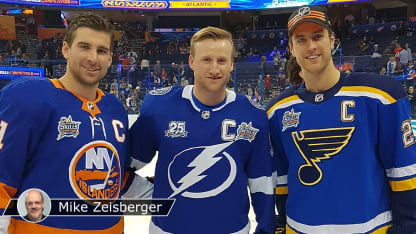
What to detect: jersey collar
<box><xmin>49</xmin><ymin>78</ymin><xmax>104</xmax><ymax>118</ymax></box>
<box><xmin>181</xmin><ymin>85</ymin><xmax>236</xmax><ymax>112</ymax></box>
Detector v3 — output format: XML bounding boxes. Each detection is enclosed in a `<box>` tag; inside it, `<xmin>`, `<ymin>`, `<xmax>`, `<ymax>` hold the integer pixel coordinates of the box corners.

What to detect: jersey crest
<box><xmin>292</xmin><ymin>127</ymin><xmax>354</xmax><ymax>186</ymax></box>
<box><xmin>69</xmin><ymin>140</ymin><xmax>121</xmax><ymax>200</ymax></box>
<box><xmin>57</xmin><ymin>115</ymin><xmax>81</xmax><ymax>140</ymax></box>
<box><xmin>282</xmin><ymin>108</ymin><xmax>301</xmax><ymax>132</ymax></box>
<box><xmin>168</xmin><ymin>142</ymin><xmax>236</xmax><ymax>199</ymax></box>
<box><xmin>236</xmin><ymin>122</ymin><xmax>259</xmax><ymax>142</ymax></box>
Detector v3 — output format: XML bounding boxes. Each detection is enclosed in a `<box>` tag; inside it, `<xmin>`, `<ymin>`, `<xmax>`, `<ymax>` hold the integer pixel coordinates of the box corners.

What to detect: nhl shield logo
<box><xmin>297</xmin><ymin>7</ymin><xmax>311</xmax><ymax>17</ymax></box>
<box><xmin>57</xmin><ymin>115</ymin><xmax>81</xmax><ymax>140</ymax></box>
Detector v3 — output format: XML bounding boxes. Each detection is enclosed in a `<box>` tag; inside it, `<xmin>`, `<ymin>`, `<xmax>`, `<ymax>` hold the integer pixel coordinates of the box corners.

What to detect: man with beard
<box><xmin>0</xmin><ymin>12</ymin><xmax>152</xmax><ymax>234</ymax></box>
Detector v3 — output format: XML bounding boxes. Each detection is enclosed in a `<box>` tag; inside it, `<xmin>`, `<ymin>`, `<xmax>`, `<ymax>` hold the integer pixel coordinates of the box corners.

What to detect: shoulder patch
<box><xmin>149</xmin><ymin>87</ymin><xmax>173</xmax><ymax>96</ymax></box>
<box><xmin>245</xmin><ymin>95</ymin><xmax>264</xmax><ymax>110</ymax></box>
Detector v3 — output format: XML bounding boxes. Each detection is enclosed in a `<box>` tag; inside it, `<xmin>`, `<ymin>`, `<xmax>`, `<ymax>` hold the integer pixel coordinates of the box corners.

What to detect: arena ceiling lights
<box><xmin>0</xmin><ymin>0</ymin><xmax>370</xmax><ymax>10</ymax></box>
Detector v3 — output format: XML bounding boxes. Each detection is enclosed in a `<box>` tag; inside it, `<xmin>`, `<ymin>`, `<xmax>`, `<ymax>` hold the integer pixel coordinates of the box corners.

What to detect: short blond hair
<box><xmin>190</xmin><ymin>26</ymin><xmax>234</xmax><ymax>59</ymax></box>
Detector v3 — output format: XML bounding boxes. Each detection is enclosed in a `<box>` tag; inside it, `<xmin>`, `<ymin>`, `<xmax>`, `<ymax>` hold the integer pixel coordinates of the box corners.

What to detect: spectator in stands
<box><xmin>270</xmin><ymin>89</ymin><xmax>277</xmax><ymax>99</ymax></box>
<box><xmin>369</xmin><ymin>44</ymin><xmax>382</xmax><ymax>72</ymax></box>
<box><xmin>406</xmin><ymin>60</ymin><xmax>415</xmax><ymax>88</ymax></box>
<box><xmin>405</xmin><ymin>43</ymin><xmax>412</xmax><ymax>63</ymax></box>
<box><xmin>140</xmin><ymin>57</ymin><xmax>150</xmax><ymax>71</ymax></box>
<box><xmin>379</xmin><ymin>67</ymin><xmax>387</xmax><ymax>76</ymax></box>
<box><xmin>273</xmin><ymin>53</ymin><xmax>280</xmax><ymax>71</ymax></box>
<box><xmin>253</xmin><ymin>90</ymin><xmax>261</xmax><ymax>103</ymax></box>
<box><xmin>247</xmin><ymin>83</ymin><xmax>253</xmax><ymax>97</ymax></box>
<box><xmin>265</xmin><ymin>74</ymin><xmax>272</xmax><ymax>95</ymax></box>
<box><xmin>394</xmin><ymin>43</ymin><xmax>403</xmax><ymax>56</ymax></box>
<box><xmin>260</xmin><ymin>55</ymin><xmax>267</xmax><ymax>73</ymax></box>
<box><xmin>126</xmin><ymin>92</ymin><xmax>138</xmax><ymax>113</ymax></box>
<box><xmin>278</xmin><ymin>73</ymin><xmax>288</xmax><ymax>91</ymax></box>
<box><xmin>180</xmin><ymin>77</ymin><xmax>189</xmax><ymax>86</ymax></box>
<box><xmin>160</xmin><ymin>67</ymin><xmax>167</xmax><ymax>86</ymax></box>
<box><xmin>359</xmin><ymin>36</ymin><xmax>369</xmax><ymax>54</ymax></box>
<box><xmin>154</xmin><ymin>60</ymin><xmax>161</xmax><ymax>79</ymax></box>
<box><xmin>35</xmin><ymin>40</ymin><xmax>43</xmax><ymax>60</ymax></box>
<box><xmin>387</xmin><ymin>56</ymin><xmax>400</xmax><ymax>76</ymax></box>
<box><xmin>398</xmin><ymin>46</ymin><xmax>409</xmax><ymax>71</ymax></box>
<box><xmin>408</xmin><ymin>85</ymin><xmax>416</xmax><ymax>117</ymax></box>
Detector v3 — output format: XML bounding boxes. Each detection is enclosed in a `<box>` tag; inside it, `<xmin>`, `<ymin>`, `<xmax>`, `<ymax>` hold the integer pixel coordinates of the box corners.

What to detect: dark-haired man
<box><xmin>267</xmin><ymin>6</ymin><xmax>416</xmax><ymax>234</ymax></box>
<box><xmin>0</xmin><ymin>12</ymin><xmax>151</xmax><ymax>233</ymax></box>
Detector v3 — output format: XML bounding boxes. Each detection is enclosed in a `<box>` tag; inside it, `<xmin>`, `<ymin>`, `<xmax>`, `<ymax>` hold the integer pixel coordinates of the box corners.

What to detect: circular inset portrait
<box><xmin>17</xmin><ymin>188</ymin><xmax>51</xmax><ymax>223</ymax></box>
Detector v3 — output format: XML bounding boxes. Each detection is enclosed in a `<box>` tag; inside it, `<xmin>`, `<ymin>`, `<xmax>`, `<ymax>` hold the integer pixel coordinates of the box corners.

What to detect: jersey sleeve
<box><xmin>0</xmin><ymin>82</ymin><xmax>46</xmax><ymax>220</ymax></box>
<box><xmin>377</xmin><ymin>92</ymin><xmax>416</xmax><ymax>233</ymax></box>
<box><xmin>246</xmin><ymin>112</ymin><xmax>275</xmax><ymax>234</ymax></box>
<box><xmin>268</xmin><ymin>109</ymin><xmax>289</xmax><ymax>230</ymax></box>
<box><xmin>129</xmin><ymin>93</ymin><xmax>158</xmax><ymax>169</ymax></box>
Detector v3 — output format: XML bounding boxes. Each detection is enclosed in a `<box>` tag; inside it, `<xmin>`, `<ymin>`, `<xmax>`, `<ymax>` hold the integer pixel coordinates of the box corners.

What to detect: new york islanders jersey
<box><xmin>267</xmin><ymin>72</ymin><xmax>416</xmax><ymax>233</ymax></box>
<box><xmin>0</xmin><ymin>77</ymin><xmax>129</xmax><ymax>233</ymax></box>
<box><xmin>130</xmin><ymin>85</ymin><xmax>275</xmax><ymax>234</ymax></box>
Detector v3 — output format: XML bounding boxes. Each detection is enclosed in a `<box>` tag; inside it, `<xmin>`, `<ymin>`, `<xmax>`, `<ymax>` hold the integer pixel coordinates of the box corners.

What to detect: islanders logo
<box><xmin>69</xmin><ymin>141</ymin><xmax>121</xmax><ymax>200</ymax></box>
<box><xmin>282</xmin><ymin>108</ymin><xmax>301</xmax><ymax>132</ymax></box>
<box><xmin>57</xmin><ymin>115</ymin><xmax>81</xmax><ymax>140</ymax></box>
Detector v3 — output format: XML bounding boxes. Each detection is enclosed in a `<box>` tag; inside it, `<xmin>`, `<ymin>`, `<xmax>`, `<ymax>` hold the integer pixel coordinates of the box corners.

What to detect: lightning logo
<box><xmin>292</xmin><ymin>127</ymin><xmax>354</xmax><ymax>186</ymax></box>
<box><xmin>168</xmin><ymin>142</ymin><xmax>236</xmax><ymax>199</ymax></box>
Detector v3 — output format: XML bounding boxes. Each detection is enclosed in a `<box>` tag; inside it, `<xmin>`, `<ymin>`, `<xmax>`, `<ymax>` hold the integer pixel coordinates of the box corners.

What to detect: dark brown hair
<box><xmin>64</xmin><ymin>12</ymin><xmax>114</xmax><ymax>49</ymax></box>
<box><xmin>287</xmin><ymin>56</ymin><xmax>303</xmax><ymax>86</ymax></box>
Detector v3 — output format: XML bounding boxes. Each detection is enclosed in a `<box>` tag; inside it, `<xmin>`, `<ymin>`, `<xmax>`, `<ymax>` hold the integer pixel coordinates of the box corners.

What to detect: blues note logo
<box><xmin>292</xmin><ymin>127</ymin><xmax>354</xmax><ymax>186</ymax></box>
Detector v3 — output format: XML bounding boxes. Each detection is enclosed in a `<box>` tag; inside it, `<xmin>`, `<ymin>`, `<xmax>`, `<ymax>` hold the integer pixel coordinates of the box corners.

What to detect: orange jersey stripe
<box><xmin>8</xmin><ymin>217</ymin><xmax>124</xmax><ymax>234</ymax></box>
<box><xmin>0</xmin><ymin>182</ymin><xmax>17</xmax><ymax>209</ymax></box>
<box><xmin>49</xmin><ymin>79</ymin><xmax>105</xmax><ymax>118</ymax></box>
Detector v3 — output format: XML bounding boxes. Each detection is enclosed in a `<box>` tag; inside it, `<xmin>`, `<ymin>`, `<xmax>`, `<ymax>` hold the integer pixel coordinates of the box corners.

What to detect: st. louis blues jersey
<box><xmin>0</xmin><ymin>77</ymin><xmax>129</xmax><ymax>233</ymax></box>
<box><xmin>130</xmin><ymin>85</ymin><xmax>275</xmax><ymax>234</ymax></box>
<box><xmin>267</xmin><ymin>72</ymin><xmax>416</xmax><ymax>234</ymax></box>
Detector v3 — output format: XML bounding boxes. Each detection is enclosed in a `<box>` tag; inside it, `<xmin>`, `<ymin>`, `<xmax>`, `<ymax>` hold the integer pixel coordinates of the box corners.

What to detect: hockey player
<box><xmin>0</xmin><ymin>12</ymin><xmax>151</xmax><ymax>234</ymax></box>
<box><xmin>267</xmin><ymin>6</ymin><xmax>416</xmax><ymax>234</ymax></box>
<box><xmin>129</xmin><ymin>26</ymin><xmax>275</xmax><ymax>233</ymax></box>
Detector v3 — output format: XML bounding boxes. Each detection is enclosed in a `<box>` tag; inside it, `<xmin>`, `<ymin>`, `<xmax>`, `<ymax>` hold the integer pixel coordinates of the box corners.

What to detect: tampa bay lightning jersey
<box><xmin>267</xmin><ymin>72</ymin><xmax>416</xmax><ymax>234</ymax></box>
<box><xmin>0</xmin><ymin>77</ymin><xmax>128</xmax><ymax>233</ymax></box>
<box><xmin>130</xmin><ymin>85</ymin><xmax>275</xmax><ymax>234</ymax></box>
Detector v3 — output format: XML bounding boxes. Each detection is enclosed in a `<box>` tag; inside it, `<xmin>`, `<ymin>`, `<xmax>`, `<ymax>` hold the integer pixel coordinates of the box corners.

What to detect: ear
<box><xmin>188</xmin><ymin>55</ymin><xmax>194</xmax><ymax>71</ymax></box>
<box><xmin>330</xmin><ymin>32</ymin><xmax>335</xmax><ymax>50</ymax></box>
<box><xmin>62</xmin><ymin>41</ymin><xmax>70</xmax><ymax>60</ymax></box>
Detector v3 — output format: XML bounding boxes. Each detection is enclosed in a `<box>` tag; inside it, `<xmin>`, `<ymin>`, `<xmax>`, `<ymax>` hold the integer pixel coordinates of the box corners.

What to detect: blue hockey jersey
<box><xmin>0</xmin><ymin>77</ymin><xmax>129</xmax><ymax>233</ymax></box>
<box><xmin>267</xmin><ymin>72</ymin><xmax>416</xmax><ymax>234</ymax></box>
<box><xmin>130</xmin><ymin>85</ymin><xmax>275</xmax><ymax>234</ymax></box>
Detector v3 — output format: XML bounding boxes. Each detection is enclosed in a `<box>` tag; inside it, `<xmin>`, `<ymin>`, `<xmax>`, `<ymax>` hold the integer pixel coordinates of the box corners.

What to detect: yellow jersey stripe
<box><xmin>275</xmin><ymin>186</ymin><xmax>288</xmax><ymax>195</ymax></box>
<box><xmin>390</xmin><ymin>176</ymin><xmax>416</xmax><ymax>192</ymax></box>
<box><xmin>339</xmin><ymin>86</ymin><xmax>397</xmax><ymax>104</ymax></box>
